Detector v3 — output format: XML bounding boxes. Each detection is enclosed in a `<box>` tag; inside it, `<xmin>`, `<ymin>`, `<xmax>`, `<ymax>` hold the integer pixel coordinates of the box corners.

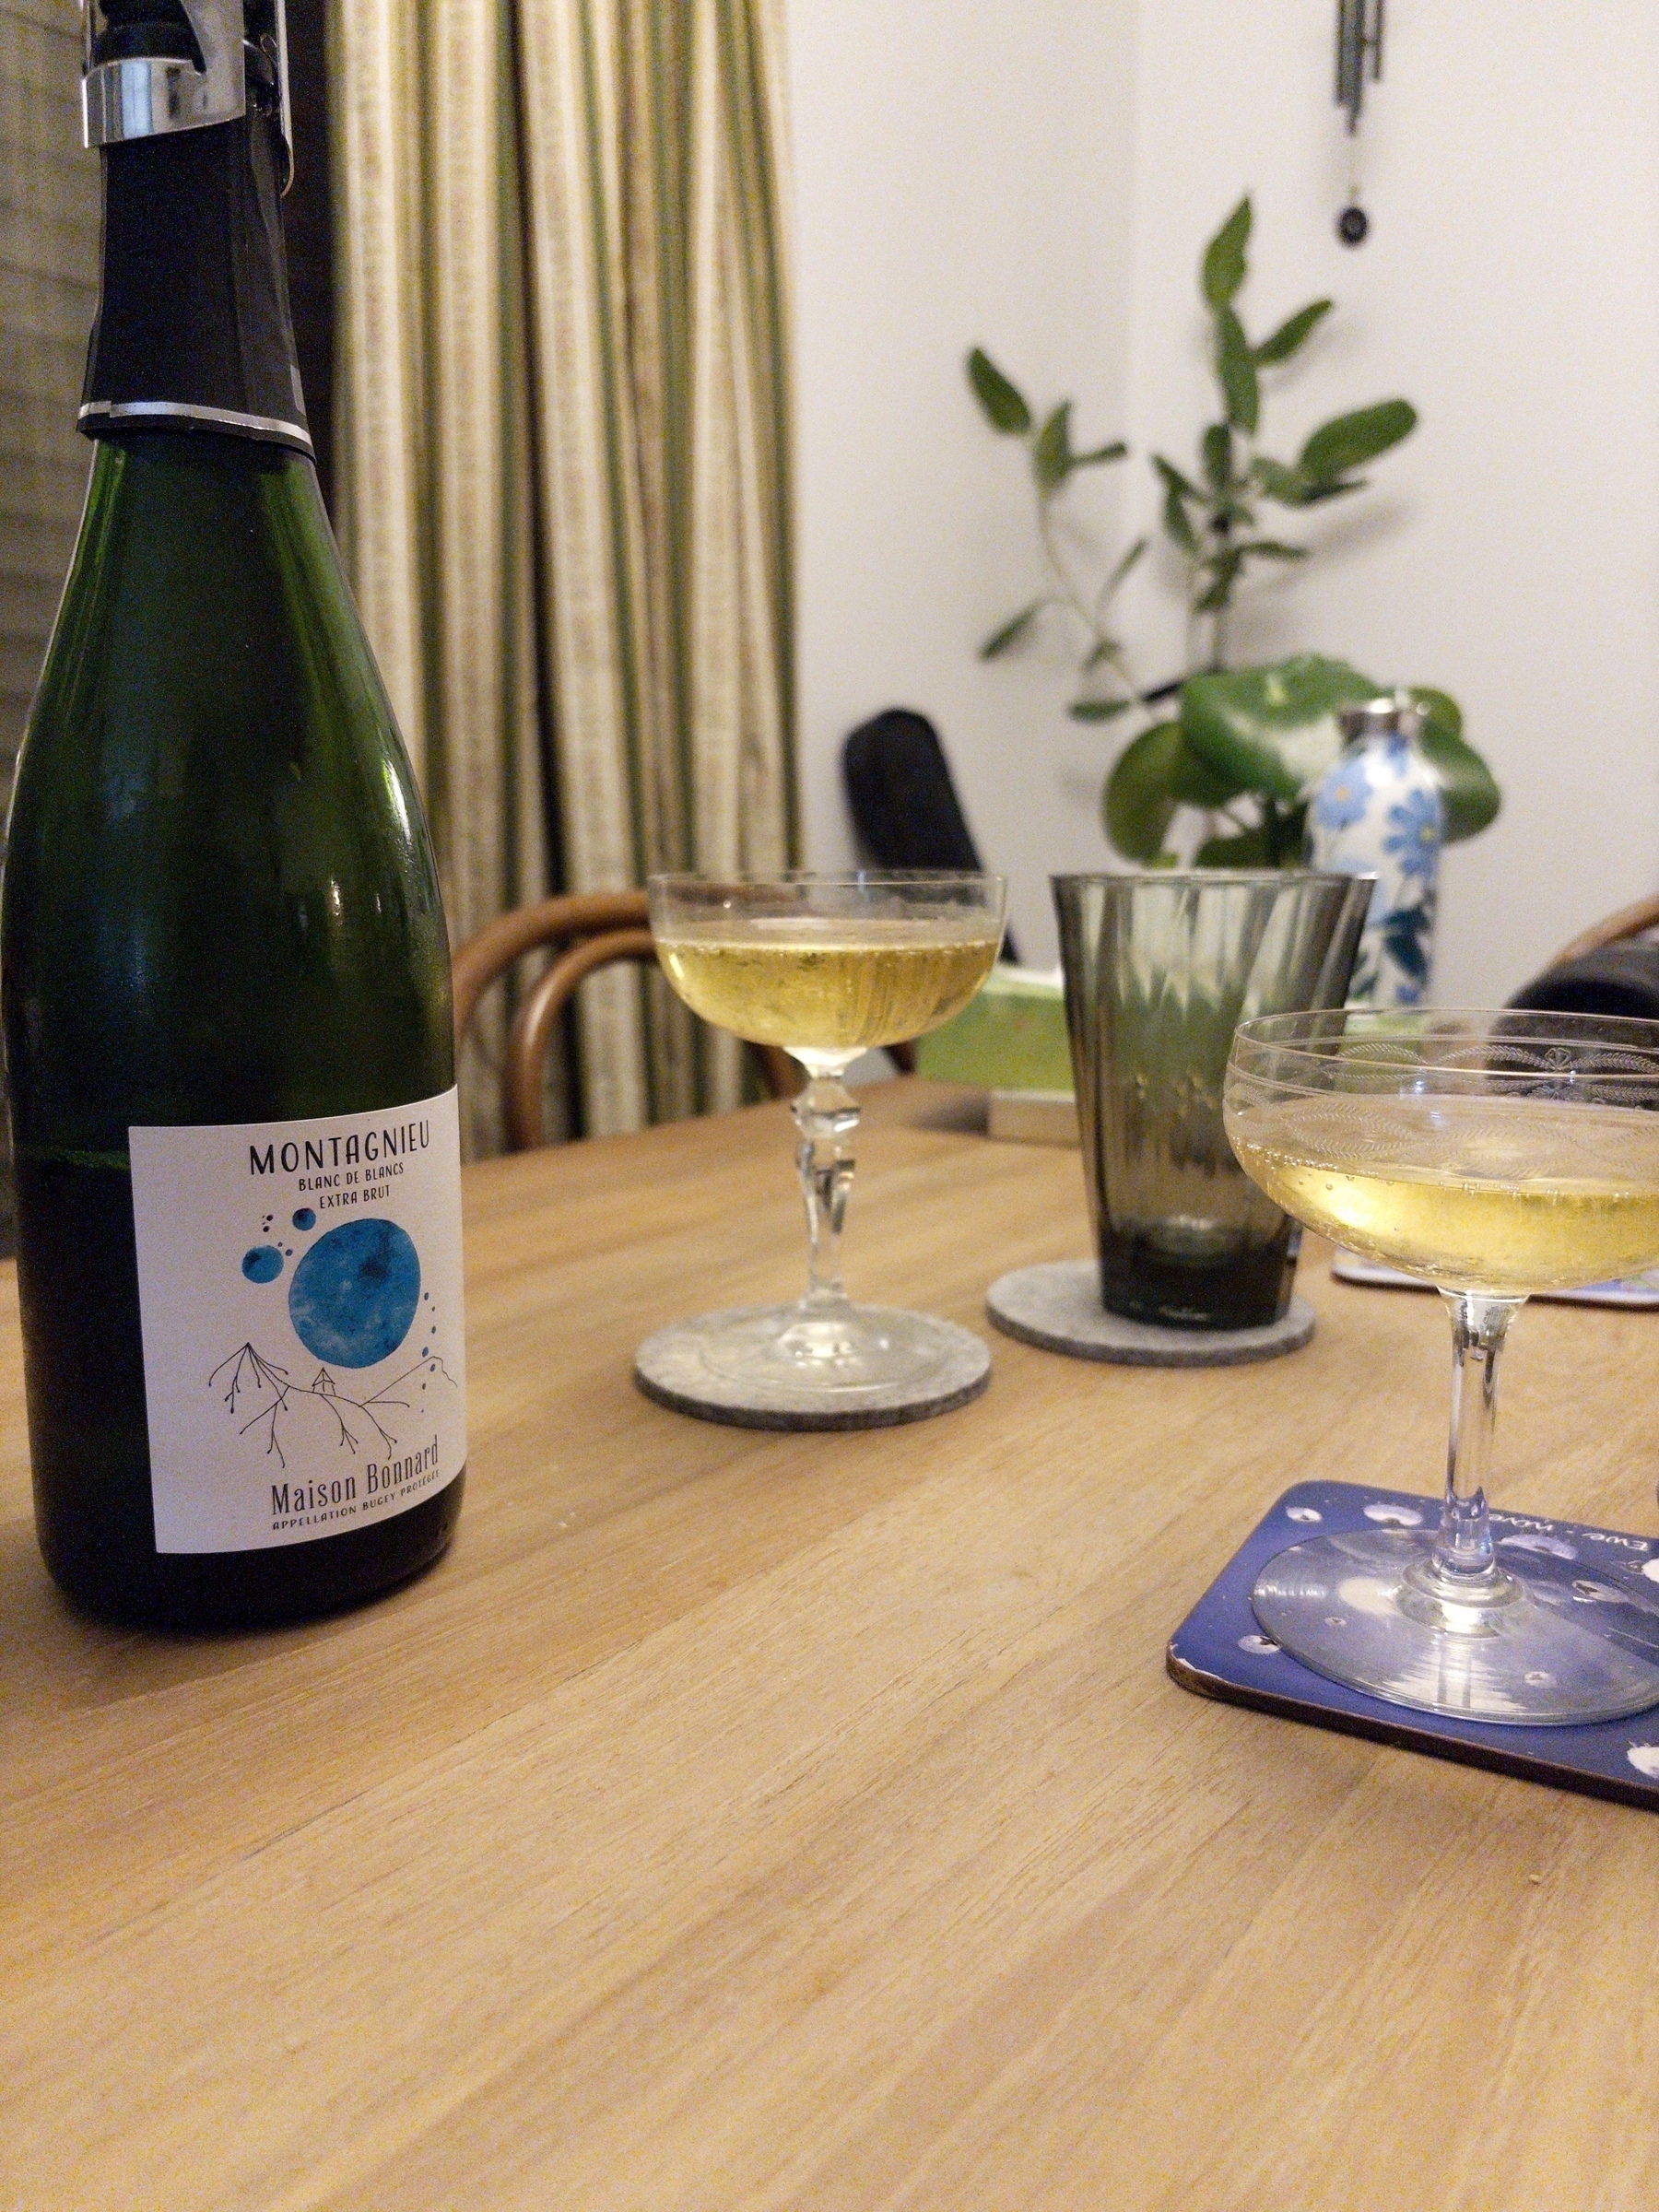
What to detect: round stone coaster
<box><xmin>633</xmin><ymin>1307</ymin><xmax>992</xmax><ymax>1431</ymax></box>
<box><xmin>985</xmin><ymin>1260</ymin><xmax>1314</xmax><ymax>1368</ymax></box>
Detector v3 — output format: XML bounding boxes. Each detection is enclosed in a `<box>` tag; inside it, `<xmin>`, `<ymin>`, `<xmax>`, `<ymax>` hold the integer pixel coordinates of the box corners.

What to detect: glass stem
<box><xmin>1435</xmin><ymin>1290</ymin><xmax>1522</xmax><ymax>1581</ymax></box>
<box><xmin>793</xmin><ymin>1077</ymin><xmax>859</xmax><ymax>1312</ymax></box>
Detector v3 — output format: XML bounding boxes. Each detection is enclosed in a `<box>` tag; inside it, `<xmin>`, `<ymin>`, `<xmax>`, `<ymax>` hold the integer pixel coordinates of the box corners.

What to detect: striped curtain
<box><xmin>0</xmin><ymin>0</ymin><xmax>97</xmax><ymax>824</ymax></box>
<box><xmin>0</xmin><ymin>1</ymin><xmax>100</xmax><ymax>1251</ymax></box>
<box><xmin>330</xmin><ymin>0</ymin><xmax>796</xmax><ymax>1149</ymax></box>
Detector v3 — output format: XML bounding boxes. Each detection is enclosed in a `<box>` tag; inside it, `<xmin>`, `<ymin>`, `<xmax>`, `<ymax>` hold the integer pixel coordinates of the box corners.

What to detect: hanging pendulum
<box><xmin>1337</xmin><ymin>139</ymin><xmax>1369</xmax><ymax>247</ymax></box>
<box><xmin>1334</xmin><ymin>0</ymin><xmax>1382</xmax><ymax>246</ymax></box>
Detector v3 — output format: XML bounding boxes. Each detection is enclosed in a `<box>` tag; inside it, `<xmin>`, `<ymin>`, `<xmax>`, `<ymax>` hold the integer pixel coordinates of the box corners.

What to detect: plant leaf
<box><xmin>1236</xmin><ymin>539</ymin><xmax>1308</xmax><ymax>560</ymax></box>
<box><xmin>1411</xmin><ymin>684</ymin><xmax>1461</xmax><ymax>741</ymax></box>
<box><xmin>979</xmin><ymin>601</ymin><xmax>1043</xmax><ymax>659</ymax></box>
<box><xmin>1267</xmin><ymin>799</ymin><xmax>1311</xmax><ymax>865</ymax></box>
<box><xmin>1153</xmin><ymin>453</ymin><xmax>1201</xmax><ymax>500</ymax></box>
<box><xmin>1300</xmin><ymin>398</ymin><xmax>1417</xmax><ymax>483</ymax></box>
<box><xmin>1100</xmin><ymin>721</ymin><xmax>1248</xmax><ymax>860</ymax></box>
<box><xmin>1162</xmin><ymin>483</ymin><xmax>1199</xmax><ymax>556</ymax></box>
<box><xmin>1194</xmin><ymin>822</ymin><xmax>1277</xmax><ymax>869</ymax></box>
<box><xmin>1216</xmin><ymin>307</ymin><xmax>1259</xmax><ymax>433</ymax></box>
<box><xmin>1170</xmin><ymin>738</ymin><xmax>1250</xmax><ymax>808</ymax></box>
<box><xmin>1409</xmin><ymin>686</ymin><xmax>1501</xmax><ymax>843</ymax></box>
<box><xmin>1254</xmin><ymin>299</ymin><xmax>1332</xmax><ymax>365</ymax></box>
<box><xmin>1103</xmin><ymin>722</ymin><xmax>1184</xmax><ymax>861</ymax></box>
<box><xmin>1194</xmin><ymin>547</ymin><xmax>1244</xmax><ymax>613</ymax></box>
<box><xmin>967</xmin><ymin>347</ymin><xmax>1032</xmax><ymax>434</ymax></box>
<box><xmin>1033</xmin><ymin>402</ymin><xmax>1073</xmax><ymax>491</ymax></box>
<box><xmin>1107</xmin><ymin>535</ymin><xmax>1147</xmax><ymax>591</ymax></box>
<box><xmin>1072</xmin><ymin>439</ymin><xmax>1128</xmax><ymax>467</ymax></box>
<box><xmin>1300</xmin><ymin>476</ymin><xmax>1367</xmax><ymax>504</ymax></box>
<box><xmin>1181</xmin><ymin>653</ymin><xmax>1378</xmax><ymax>800</ymax></box>
<box><xmin>1252</xmin><ymin>455</ymin><xmax>1309</xmax><ymax>505</ymax></box>
<box><xmin>1201</xmin><ymin>423</ymin><xmax>1232</xmax><ymax>491</ymax></box>
<box><xmin>1069</xmin><ymin>696</ymin><xmax>1136</xmax><ymax>722</ymax></box>
<box><xmin>1202</xmin><ymin>196</ymin><xmax>1252</xmax><ymax>308</ymax></box>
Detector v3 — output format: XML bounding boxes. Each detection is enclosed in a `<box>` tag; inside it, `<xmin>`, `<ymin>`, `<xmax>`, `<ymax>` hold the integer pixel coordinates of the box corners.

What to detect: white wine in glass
<box><xmin>1230</xmin><ymin>1092</ymin><xmax>1659</xmax><ymax>1296</ymax></box>
<box><xmin>641</xmin><ymin>873</ymin><xmax>1006</xmax><ymax>1424</ymax></box>
<box><xmin>655</xmin><ymin>916</ymin><xmax>1002</xmax><ymax>1062</ymax></box>
<box><xmin>1224</xmin><ymin>1009</ymin><xmax>1659</xmax><ymax>1724</ymax></box>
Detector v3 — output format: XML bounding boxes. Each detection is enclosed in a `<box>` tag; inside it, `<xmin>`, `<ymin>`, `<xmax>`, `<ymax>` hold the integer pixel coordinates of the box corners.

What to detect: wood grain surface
<box><xmin>3</xmin><ymin>1080</ymin><xmax>1658</xmax><ymax>2210</ymax></box>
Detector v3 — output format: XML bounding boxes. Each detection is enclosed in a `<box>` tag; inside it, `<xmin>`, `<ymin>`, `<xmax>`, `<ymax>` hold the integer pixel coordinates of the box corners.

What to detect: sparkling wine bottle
<box><xmin>1</xmin><ymin>2</ymin><xmax>466</xmax><ymax>1627</ymax></box>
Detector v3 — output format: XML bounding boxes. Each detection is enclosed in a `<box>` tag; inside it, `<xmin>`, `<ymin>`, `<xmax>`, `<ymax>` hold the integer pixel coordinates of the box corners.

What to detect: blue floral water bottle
<box><xmin>1307</xmin><ymin>692</ymin><xmax>1442</xmax><ymax>1005</ymax></box>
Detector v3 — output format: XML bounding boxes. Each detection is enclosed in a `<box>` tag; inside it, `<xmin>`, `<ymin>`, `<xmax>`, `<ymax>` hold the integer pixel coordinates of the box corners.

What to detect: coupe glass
<box><xmin>1224</xmin><ymin>1007</ymin><xmax>1659</xmax><ymax>1724</ymax></box>
<box><xmin>646</xmin><ymin>871</ymin><xmax>1006</xmax><ymax>1403</ymax></box>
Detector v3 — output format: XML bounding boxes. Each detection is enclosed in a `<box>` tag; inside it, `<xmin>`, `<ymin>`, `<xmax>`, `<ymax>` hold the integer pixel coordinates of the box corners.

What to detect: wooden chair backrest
<box><xmin>451</xmin><ymin>891</ymin><xmax>795</xmax><ymax>1150</ymax></box>
<box><xmin>451</xmin><ymin>890</ymin><xmax>652</xmax><ymax>1043</ymax></box>
<box><xmin>1549</xmin><ymin>893</ymin><xmax>1659</xmax><ymax>969</ymax></box>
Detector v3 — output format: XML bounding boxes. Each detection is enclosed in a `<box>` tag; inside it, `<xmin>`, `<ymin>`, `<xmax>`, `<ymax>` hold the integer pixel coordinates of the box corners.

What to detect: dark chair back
<box><xmin>1508</xmin><ymin>893</ymin><xmax>1659</xmax><ymax>1020</ymax></box>
<box><xmin>1509</xmin><ymin>946</ymin><xmax>1659</xmax><ymax>1021</ymax></box>
<box><xmin>841</xmin><ymin>708</ymin><xmax>1019</xmax><ymax>962</ymax></box>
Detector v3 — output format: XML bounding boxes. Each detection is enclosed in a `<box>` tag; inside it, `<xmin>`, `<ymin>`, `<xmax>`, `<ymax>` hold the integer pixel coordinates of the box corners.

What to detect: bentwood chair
<box><xmin>1549</xmin><ymin>893</ymin><xmax>1659</xmax><ymax>966</ymax></box>
<box><xmin>451</xmin><ymin>890</ymin><xmax>796</xmax><ymax>1151</ymax></box>
<box><xmin>1508</xmin><ymin>892</ymin><xmax>1659</xmax><ymax>1022</ymax></box>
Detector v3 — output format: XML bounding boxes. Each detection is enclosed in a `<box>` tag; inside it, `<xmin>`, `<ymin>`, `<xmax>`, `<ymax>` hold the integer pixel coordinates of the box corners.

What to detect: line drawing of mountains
<box><xmin>208</xmin><ymin>1344</ymin><xmax>457</xmax><ymax>1471</ymax></box>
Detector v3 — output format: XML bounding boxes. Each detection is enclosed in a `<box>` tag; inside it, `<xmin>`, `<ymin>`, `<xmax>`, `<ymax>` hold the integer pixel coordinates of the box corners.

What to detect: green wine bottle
<box><xmin>1</xmin><ymin>2</ymin><xmax>465</xmax><ymax>1627</ymax></box>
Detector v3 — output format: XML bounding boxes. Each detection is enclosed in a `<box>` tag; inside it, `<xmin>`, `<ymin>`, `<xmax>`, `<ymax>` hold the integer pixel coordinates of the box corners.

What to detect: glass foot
<box><xmin>700</xmin><ymin>1300</ymin><xmax>966</xmax><ymax>1393</ymax></box>
<box><xmin>1253</xmin><ymin>1529</ymin><xmax>1659</xmax><ymax>1725</ymax></box>
<box><xmin>634</xmin><ymin>1303</ymin><xmax>990</xmax><ymax>1431</ymax></box>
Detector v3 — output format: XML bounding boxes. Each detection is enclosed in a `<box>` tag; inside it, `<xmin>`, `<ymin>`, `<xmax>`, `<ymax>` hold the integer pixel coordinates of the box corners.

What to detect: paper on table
<box><xmin>1330</xmin><ymin>1249</ymin><xmax>1659</xmax><ymax>1309</ymax></box>
<box><xmin>986</xmin><ymin>1089</ymin><xmax>1078</xmax><ymax>1146</ymax></box>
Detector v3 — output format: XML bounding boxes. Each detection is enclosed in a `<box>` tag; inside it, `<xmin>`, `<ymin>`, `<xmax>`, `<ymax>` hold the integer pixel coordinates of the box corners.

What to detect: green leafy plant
<box><xmin>1109</xmin><ymin>657</ymin><xmax>1499</xmax><ymax>867</ymax></box>
<box><xmin>969</xmin><ymin>197</ymin><xmax>1500</xmax><ymax>868</ymax></box>
<box><xmin>965</xmin><ymin>347</ymin><xmax>1140</xmax><ymax>688</ymax></box>
<box><xmin>1156</xmin><ymin>195</ymin><xmax>1418</xmax><ymax>673</ymax></box>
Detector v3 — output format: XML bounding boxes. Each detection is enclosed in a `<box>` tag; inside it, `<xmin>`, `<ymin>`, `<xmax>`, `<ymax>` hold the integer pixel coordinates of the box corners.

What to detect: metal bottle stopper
<box><xmin>80</xmin><ymin>1</ymin><xmax>291</xmax><ymax>189</ymax></box>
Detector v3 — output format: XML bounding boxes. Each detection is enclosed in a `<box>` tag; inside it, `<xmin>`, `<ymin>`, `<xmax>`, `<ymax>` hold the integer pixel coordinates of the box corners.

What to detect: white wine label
<box><xmin>128</xmin><ymin>1088</ymin><xmax>466</xmax><ymax>1554</ymax></box>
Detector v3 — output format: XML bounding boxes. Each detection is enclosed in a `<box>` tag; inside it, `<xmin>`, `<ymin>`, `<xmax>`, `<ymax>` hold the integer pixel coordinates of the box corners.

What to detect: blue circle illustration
<box><xmin>292</xmin><ymin>1207</ymin><xmax>316</xmax><ymax>1231</ymax></box>
<box><xmin>242</xmin><ymin>1245</ymin><xmax>284</xmax><ymax>1283</ymax></box>
<box><xmin>288</xmin><ymin>1218</ymin><xmax>420</xmax><ymax>1369</ymax></box>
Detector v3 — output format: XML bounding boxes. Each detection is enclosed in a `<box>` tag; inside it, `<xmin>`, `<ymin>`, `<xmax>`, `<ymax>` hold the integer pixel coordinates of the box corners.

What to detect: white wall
<box><xmin>1115</xmin><ymin>0</ymin><xmax>1659</xmax><ymax>1004</ymax></box>
<box><xmin>787</xmin><ymin>0</ymin><xmax>1139</xmax><ymax>966</ymax></box>
<box><xmin>789</xmin><ymin>0</ymin><xmax>1659</xmax><ymax>997</ymax></box>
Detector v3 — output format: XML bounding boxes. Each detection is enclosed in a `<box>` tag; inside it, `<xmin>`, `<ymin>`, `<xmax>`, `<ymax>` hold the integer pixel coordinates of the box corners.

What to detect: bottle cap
<box><xmin>78</xmin><ymin>0</ymin><xmax>311</xmax><ymax>455</ymax></box>
<box><xmin>1337</xmin><ymin>690</ymin><xmax>1425</xmax><ymax>745</ymax></box>
<box><xmin>82</xmin><ymin>3</ymin><xmax>291</xmax><ymax>195</ymax></box>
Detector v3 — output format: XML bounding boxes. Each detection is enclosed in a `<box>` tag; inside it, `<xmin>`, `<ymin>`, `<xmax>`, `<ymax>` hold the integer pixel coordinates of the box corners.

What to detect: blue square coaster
<box><xmin>1168</xmin><ymin>1480</ymin><xmax>1659</xmax><ymax>1811</ymax></box>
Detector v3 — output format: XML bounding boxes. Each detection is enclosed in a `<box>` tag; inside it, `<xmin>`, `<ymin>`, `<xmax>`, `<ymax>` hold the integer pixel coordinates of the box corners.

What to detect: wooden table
<box><xmin>5</xmin><ymin>1080</ymin><xmax>1659</xmax><ymax>2209</ymax></box>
